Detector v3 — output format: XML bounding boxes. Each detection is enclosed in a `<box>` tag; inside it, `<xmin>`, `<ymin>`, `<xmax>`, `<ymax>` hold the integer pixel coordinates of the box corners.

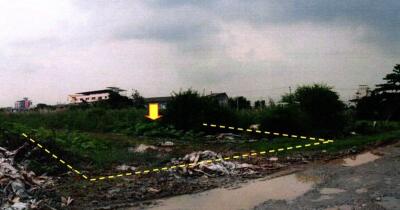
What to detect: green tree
<box><xmin>373</xmin><ymin>64</ymin><xmax>400</xmax><ymax>120</ymax></box>
<box><xmin>293</xmin><ymin>84</ymin><xmax>346</xmax><ymax>134</ymax></box>
<box><xmin>164</xmin><ymin>89</ymin><xmax>235</xmax><ymax>130</ymax></box>
<box><xmin>131</xmin><ymin>89</ymin><xmax>145</xmax><ymax>109</ymax></box>
<box><xmin>228</xmin><ymin>96</ymin><xmax>251</xmax><ymax>110</ymax></box>
<box><xmin>254</xmin><ymin>100</ymin><xmax>266</xmax><ymax>109</ymax></box>
<box><xmin>98</xmin><ymin>92</ymin><xmax>132</xmax><ymax>109</ymax></box>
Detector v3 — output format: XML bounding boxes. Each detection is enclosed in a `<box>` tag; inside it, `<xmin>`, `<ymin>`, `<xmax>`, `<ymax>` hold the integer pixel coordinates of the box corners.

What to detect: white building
<box><xmin>68</xmin><ymin>87</ymin><xmax>126</xmax><ymax>104</ymax></box>
<box><xmin>354</xmin><ymin>85</ymin><xmax>371</xmax><ymax>100</ymax></box>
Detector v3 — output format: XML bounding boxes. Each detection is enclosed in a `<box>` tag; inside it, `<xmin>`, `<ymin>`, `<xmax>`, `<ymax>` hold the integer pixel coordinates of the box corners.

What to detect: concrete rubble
<box><xmin>171</xmin><ymin>150</ymin><xmax>259</xmax><ymax>176</ymax></box>
<box><xmin>0</xmin><ymin>145</ymin><xmax>53</xmax><ymax>209</ymax></box>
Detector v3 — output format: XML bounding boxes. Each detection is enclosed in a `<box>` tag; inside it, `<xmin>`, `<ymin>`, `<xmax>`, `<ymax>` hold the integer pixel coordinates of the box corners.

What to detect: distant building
<box><xmin>353</xmin><ymin>85</ymin><xmax>371</xmax><ymax>100</ymax></box>
<box><xmin>207</xmin><ymin>92</ymin><xmax>229</xmax><ymax>106</ymax></box>
<box><xmin>14</xmin><ymin>97</ymin><xmax>32</xmax><ymax>111</ymax></box>
<box><xmin>145</xmin><ymin>96</ymin><xmax>172</xmax><ymax>109</ymax></box>
<box><xmin>68</xmin><ymin>87</ymin><xmax>126</xmax><ymax>104</ymax></box>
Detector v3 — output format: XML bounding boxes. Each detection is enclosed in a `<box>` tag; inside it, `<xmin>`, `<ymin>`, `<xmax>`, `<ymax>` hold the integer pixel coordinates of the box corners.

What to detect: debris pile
<box><xmin>0</xmin><ymin>145</ymin><xmax>53</xmax><ymax>209</ymax></box>
<box><xmin>171</xmin><ymin>150</ymin><xmax>259</xmax><ymax>176</ymax></box>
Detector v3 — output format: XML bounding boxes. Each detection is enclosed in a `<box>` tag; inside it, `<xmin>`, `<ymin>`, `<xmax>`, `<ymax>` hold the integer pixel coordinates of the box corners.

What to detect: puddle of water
<box><xmin>342</xmin><ymin>152</ymin><xmax>381</xmax><ymax>167</ymax></box>
<box><xmin>319</xmin><ymin>188</ymin><xmax>346</xmax><ymax>195</ymax></box>
<box><xmin>146</xmin><ymin>174</ymin><xmax>315</xmax><ymax>210</ymax></box>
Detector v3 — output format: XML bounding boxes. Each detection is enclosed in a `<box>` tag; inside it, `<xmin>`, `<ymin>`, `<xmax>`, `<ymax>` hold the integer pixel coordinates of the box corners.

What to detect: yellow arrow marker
<box><xmin>145</xmin><ymin>103</ymin><xmax>162</xmax><ymax>120</ymax></box>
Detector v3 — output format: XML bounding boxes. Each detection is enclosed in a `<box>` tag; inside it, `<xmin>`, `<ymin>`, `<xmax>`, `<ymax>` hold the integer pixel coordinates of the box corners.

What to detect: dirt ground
<box><xmin>133</xmin><ymin>141</ymin><xmax>400</xmax><ymax>210</ymax></box>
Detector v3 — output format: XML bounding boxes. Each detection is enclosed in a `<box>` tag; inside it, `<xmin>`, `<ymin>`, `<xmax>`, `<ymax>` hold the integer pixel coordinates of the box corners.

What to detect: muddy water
<box><xmin>342</xmin><ymin>152</ymin><xmax>381</xmax><ymax>167</ymax></box>
<box><xmin>145</xmin><ymin>174</ymin><xmax>315</xmax><ymax>210</ymax></box>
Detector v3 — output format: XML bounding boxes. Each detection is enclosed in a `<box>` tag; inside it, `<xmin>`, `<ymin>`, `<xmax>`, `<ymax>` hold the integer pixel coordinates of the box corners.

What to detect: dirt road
<box><xmin>138</xmin><ymin>142</ymin><xmax>400</xmax><ymax>210</ymax></box>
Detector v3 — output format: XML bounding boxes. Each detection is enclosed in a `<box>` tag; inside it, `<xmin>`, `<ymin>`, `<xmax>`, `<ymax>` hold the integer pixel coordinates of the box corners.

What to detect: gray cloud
<box><xmin>0</xmin><ymin>0</ymin><xmax>399</xmax><ymax>106</ymax></box>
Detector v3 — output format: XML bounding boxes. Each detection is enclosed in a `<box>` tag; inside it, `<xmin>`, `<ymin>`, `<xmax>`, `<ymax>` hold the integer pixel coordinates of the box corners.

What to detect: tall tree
<box><xmin>373</xmin><ymin>64</ymin><xmax>400</xmax><ymax>120</ymax></box>
<box><xmin>228</xmin><ymin>96</ymin><xmax>251</xmax><ymax>110</ymax></box>
<box><xmin>131</xmin><ymin>89</ymin><xmax>145</xmax><ymax>109</ymax></box>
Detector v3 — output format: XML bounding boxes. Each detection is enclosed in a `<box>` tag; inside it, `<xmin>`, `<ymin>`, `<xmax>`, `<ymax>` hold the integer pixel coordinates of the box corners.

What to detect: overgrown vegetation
<box><xmin>0</xmin><ymin>64</ymin><xmax>399</xmax><ymax>176</ymax></box>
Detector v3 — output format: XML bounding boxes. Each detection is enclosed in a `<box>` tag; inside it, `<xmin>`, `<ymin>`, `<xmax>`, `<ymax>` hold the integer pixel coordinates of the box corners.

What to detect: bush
<box><xmin>164</xmin><ymin>89</ymin><xmax>236</xmax><ymax>130</ymax></box>
<box><xmin>259</xmin><ymin>104</ymin><xmax>310</xmax><ymax>134</ymax></box>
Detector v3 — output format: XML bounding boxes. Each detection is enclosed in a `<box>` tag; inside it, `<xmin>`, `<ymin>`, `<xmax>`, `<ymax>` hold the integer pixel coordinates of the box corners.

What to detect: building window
<box><xmin>92</xmin><ymin>97</ymin><xmax>95</xmax><ymax>100</ymax></box>
<box><xmin>98</xmin><ymin>97</ymin><xmax>102</xmax><ymax>100</ymax></box>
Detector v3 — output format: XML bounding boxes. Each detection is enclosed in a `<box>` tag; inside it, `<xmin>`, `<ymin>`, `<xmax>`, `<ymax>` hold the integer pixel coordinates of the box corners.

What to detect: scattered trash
<box><xmin>160</xmin><ymin>141</ymin><xmax>174</xmax><ymax>147</ymax></box>
<box><xmin>171</xmin><ymin>150</ymin><xmax>259</xmax><ymax>176</ymax></box>
<box><xmin>61</xmin><ymin>196</ymin><xmax>74</xmax><ymax>207</ymax></box>
<box><xmin>216</xmin><ymin>133</ymin><xmax>241</xmax><ymax>141</ymax></box>
<box><xmin>133</xmin><ymin>144</ymin><xmax>158</xmax><ymax>153</ymax></box>
<box><xmin>116</xmin><ymin>164</ymin><xmax>137</xmax><ymax>171</ymax></box>
<box><xmin>0</xmin><ymin>145</ymin><xmax>53</xmax><ymax>209</ymax></box>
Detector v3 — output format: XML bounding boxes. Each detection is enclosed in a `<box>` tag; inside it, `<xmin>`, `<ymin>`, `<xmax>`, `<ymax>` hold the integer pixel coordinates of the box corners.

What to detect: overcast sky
<box><xmin>0</xmin><ymin>0</ymin><xmax>399</xmax><ymax>106</ymax></box>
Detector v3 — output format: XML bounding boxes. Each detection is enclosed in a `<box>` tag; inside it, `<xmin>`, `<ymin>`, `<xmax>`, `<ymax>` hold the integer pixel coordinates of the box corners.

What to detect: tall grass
<box><xmin>0</xmin><ymin>108</ymin><xmax>146</xmax><ymax>132</ymax></box>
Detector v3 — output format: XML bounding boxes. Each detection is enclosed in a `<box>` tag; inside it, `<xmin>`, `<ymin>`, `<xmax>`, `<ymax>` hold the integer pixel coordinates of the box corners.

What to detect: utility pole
<box><xmin>289</xmin><ymin>86</ymin><xmax>292</xmax><ymax>95</ymax></box>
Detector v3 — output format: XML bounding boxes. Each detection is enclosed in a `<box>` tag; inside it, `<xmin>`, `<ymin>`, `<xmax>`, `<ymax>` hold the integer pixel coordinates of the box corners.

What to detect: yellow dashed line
<box><xmin>282</xmin><ymin>134</ymin><xmax>289</xmax><ymax>137</ymax></box>
<box><xmin>22</xmin><ymin>133</ymin><xmax>28</xmax><ymax>138</ymax></box>
<box><xmin>300</xmin><ymin>136</ymin><xmax>307</xmax><ymax>139</ymax></box>
<box><xmin>273</xmin><ymin>133</ymin><xmax>280</xmax><ymax>136</ymax></box>
<box><xmin>246</xmin><ymin>129</ymin><xmax>252</xmax><ymax>132</ymax></box>
<box><xmin>228</xmin><ymin>127</ymin><xmax>235</xmax><ymax>130</ymax></box>
<box><xmin>21</xmin><ymin>128</ymin><xmax>334</xmax><ymax>182</ymax></box>
<box><xmin>237</xmin><ymin>128</ymin><xmax>244</xmax><ymax>131</ymax></box>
